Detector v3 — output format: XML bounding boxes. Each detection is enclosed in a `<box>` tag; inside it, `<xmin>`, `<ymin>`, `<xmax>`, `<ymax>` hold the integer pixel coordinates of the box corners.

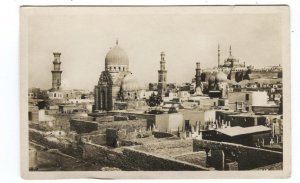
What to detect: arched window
<box><xmin>123</xmin><ymin>67</ymin><xmax>125</xmax><ymax>71</ymax></box>
<box><xmin>54</xmin><ymin>93</ymin><xmax>56</xmax><ymax>97</ymax></box>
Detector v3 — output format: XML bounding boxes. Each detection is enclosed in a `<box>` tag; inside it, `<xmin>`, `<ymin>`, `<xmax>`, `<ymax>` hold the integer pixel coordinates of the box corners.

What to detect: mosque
<box><xmin>94</xmin><ymin>40</ymin><xmax>143</xmax><ymax>111</ymax></box>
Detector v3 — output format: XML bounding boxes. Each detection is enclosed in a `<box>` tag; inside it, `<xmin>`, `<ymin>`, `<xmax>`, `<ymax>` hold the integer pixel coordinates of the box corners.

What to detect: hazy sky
<box><xmin>27</xmin><ymin>7</ymin><xmax>285</xmax><ymax>90</ymax></box>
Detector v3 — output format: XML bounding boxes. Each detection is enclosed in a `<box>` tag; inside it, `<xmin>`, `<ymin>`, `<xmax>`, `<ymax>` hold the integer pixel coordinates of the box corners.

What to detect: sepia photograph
<box><xmin>20</xmin><ymin>6</ymin><xmax>290</xmax><ymax>179</ymax></box>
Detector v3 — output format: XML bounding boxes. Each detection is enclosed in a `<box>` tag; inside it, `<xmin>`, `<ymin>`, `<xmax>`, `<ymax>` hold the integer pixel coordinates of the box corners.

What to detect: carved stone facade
<box><xmin>94</xmin><ymin>41</ymin><xmax>137</xmax><ymax>111</ymax></box>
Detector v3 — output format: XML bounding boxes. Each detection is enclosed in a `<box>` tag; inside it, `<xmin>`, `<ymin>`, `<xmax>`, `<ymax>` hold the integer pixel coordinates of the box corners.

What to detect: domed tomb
<box><xmin>215</xmin><ymin>71</ymin><xmax>228</xmax><ymax>82</ymax></box>
<box><xmin>121</xmin><ymin>73</ymin><xmax>141</xmax><ymax>92</ymax></box>
<box><xmin>105</xmin><ymin>41</ymin><xmax>129</xmax><ymax>72</ymax></box>
<box><xmin>208</xmin><ymin>75</ymin><xmax>216</xmax><ymax>83</ymax></box>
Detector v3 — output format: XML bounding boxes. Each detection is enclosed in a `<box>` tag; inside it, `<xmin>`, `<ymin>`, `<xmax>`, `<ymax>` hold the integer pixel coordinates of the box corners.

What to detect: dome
<box><xmin>105</xmin><ymin>45</ymin><xmax>129</xmax><ymax>67</ymax></box>
<box><xmin>121</xmin><ymin>73</ymin><xmax>141</xmax><ymax>91</ymax></box>
<box><xmin>208</xmin><ymin>75</ymin><xmax>216</xmax><ymax>83</ymax></box>
<box><xmin>215</xmin><ymin>71</ymin><xmax>228</xmax><ymax>82</ymax></box>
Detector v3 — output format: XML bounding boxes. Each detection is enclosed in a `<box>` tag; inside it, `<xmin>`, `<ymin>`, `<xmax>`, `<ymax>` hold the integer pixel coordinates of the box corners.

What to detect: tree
<box><xmin>36</xmin><ymin>100</ymin><xmax>49</xmax><ymax>110</ymax></box>
<box><xmin>36</xmin><ymin>90</ymin><xmax>49</xmax><ymax>100</ymax></box>
<box><xmin>146</xmin><ymin>93</ymin><xmax>162</xmax><ymax>107</ymax></box>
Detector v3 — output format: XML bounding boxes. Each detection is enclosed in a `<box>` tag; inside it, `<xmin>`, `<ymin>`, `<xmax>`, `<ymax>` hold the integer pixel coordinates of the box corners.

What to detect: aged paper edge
<box><xmin>20</xmin><ymin>5</ymin><xmax>291</xmax><ymax>179</ymax></box>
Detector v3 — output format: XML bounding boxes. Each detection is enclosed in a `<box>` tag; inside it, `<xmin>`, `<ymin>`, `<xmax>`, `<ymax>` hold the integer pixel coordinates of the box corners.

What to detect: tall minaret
<box><xmin>158</xmin><ymin>52</ymin><xmax>167</xmax><ymax>96</ymax></box>
<box><xmin>195</xmin><ymin>62</ymin><xmax>202</xmax><ymax>88</ymax></box>
<box><xmin>229</xmin><ymin>45</ymin><xmax>232</xmax><ymax>56</ymax></box>
<box><xmin>218</xmin><ymin>43</ymin><xmax>220</xmax><ymax>67</ymax></box>
<box><xmin>51</xmin><ymin>52</ymin><xmax>62</xmax><ymax>91</ymax></box>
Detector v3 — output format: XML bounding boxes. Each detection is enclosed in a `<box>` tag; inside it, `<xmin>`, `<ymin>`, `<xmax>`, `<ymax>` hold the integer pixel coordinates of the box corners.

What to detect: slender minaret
<box><xmin>51</xmin><ymin>52</ymin><xmax>62</xmax><ymax>90</ymax></box>
<box><xmin>218</xmin><ymin>43</ymin><xmax>220</xmax><ymax>67</ymax></box>
<box><xmin>195</xmin><ymin>62</ymin><xmax>202</xmax><ymax>88</ymax></box>
<box><xmin>158</xmin><ymin>52</ymin><xmax>167</xmax><ymax>96</ymax></box>
<box><xmin>229</xmin><ymin>45</ymin><xmax>232</xmax><ymax>56</ymax></box>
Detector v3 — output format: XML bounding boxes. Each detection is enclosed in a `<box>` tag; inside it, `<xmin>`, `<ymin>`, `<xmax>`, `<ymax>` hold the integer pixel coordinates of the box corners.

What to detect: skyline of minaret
<box><xmin>195</xmin><ymin>62</ymin><xmax>202</xmax><ymax>89</ymax></box>
<box><xmin>51</xmin><ymin>52</ymin><xmax>63</xmax><ymax>91</ymax></box>
<box><xmin>158</xmin><ymin>51</ymin><xmax>167</xmax><ymax>96</ymax></box>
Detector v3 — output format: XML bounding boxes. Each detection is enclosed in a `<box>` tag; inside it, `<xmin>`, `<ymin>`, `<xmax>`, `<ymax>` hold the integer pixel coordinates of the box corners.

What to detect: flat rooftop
<box><xmin>215</xmin><ymin>125</ymin><xmax>271</xmax><ymax>137</ymax></box>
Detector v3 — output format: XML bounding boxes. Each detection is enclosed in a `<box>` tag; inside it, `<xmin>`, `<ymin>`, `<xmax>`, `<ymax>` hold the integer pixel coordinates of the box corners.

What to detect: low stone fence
<box><xmin>193</xmin><ymin>139</ymin><xmax>283</xmax><ymax>170</ymax></box>
<box><xmin>81</xmin><ymin>141</ymin><xmax>210</xmax><ymax>171</ymax></box>
<box><xmin>122</xmin><ymin>147</ymin><xmax>209</xmax><ymax>171</ymax></box>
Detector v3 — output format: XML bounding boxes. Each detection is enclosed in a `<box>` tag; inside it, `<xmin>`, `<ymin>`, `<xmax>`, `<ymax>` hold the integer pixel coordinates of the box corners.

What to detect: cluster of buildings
<box><xmin>28</xmin><ymin>40</ymin><xmax>283</xmax><ymax>171</ymax></box>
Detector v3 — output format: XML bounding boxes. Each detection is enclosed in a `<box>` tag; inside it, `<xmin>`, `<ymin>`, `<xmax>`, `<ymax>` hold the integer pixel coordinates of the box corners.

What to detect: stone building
<box><xmin>94</xmin><ymin>40</ymin><xmax>142</xmax><ymax>111</ymax></box>
<box><xmin>206</xmin><ymin>71</ymin><xmax>229</xmax><ymax>98</ymax></box>
<box><xmin>201</xmin><ymin>45</ymin><xmax>248</xmax><ymax>84</ymax></box>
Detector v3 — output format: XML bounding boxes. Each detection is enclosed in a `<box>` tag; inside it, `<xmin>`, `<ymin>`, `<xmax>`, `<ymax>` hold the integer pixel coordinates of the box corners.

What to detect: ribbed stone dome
<box><xmin>105</xmin><ymin>46</ymin><xmax>129</xmax><ymax>67</ymax></box>
<box><xmin>215</xmin><ymin>71</ymin><xmax>228</xmax><ymax>82</ymax></box>
<box><xmin>121</xmin><ymin>73</ymin><xmax>141</xmax><ymax>91</ymax></box>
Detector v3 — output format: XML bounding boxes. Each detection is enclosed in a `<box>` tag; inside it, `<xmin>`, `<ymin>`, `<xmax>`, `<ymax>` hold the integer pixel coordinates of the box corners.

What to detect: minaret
<box><xmin>218</xmin><ymin>43</ymin><xmax>220</xmax><ymax>67</ymax></box>
<box><xmin>195</xmin><ymin>62</ymin><xmax>202</xmax><ymax>88</ymax></box>
<box><xmin>51</xmin><ymin>52</ymin><xmax>62</xmax><ymax>91</ymax></box>
<box><xmin>158</xmin><ymin>52</ymin><xmax>167</xmax><ymax>96</ymax></box>
<box><xmin>229</xmin><ymin>45</ymin><xmax>232</xmax><ymax>56</ymax></box>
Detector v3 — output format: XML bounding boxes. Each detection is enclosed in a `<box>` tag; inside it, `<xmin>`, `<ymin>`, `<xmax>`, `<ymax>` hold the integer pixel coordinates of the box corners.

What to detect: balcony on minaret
<box><xmin>53</xmin><ymin>52</ymin><xmax>61</xmax><ymax>63</ymax></box>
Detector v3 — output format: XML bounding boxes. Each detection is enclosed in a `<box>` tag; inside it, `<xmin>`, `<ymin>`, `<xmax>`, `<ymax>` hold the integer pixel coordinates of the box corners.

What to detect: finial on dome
<box><xmin>116</xmin><ymin>38</ymin><xmax>119</xmax><ymax>46</ymax></box>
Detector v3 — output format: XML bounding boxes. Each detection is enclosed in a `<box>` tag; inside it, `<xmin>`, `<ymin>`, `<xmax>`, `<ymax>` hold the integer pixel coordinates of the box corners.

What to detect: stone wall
<box><xmin>96</xmin><ymin>116</ymin><xmax>114</xmax><ymax>122</ymax></box>
<box><xmin>152</xmin><ymin>131</ymin><xmax>175</xmax><ymax>138</ymax></box>
<box><xmin>82</xmin><ymin>142</ymin><xmax>130</xmax><ymax>170</ymax></box>
<box><xmin>29</xmin><ymin>129</ymin><xmax>80</xmax><ymax>157</ymax></box>
<box><xmin>97</xmin><ymin>119</ymin><xmax>147</xmax><ymax>133</ymax></box>
<box><xmin>70</xmin><ymin>119</ymin><xmax>99</xmax><ymax>134</ymax></box>
<box><xmin>122</xmin><ymin>148</ymin><xmax>209</xmax><ymax>171</ymax></box>
<box><xmin>70</xmin><ymin>118</ymin><xmax>147</xmax><ymax>134</ymax></box>
<box><xmin>193</xmin><ymin>139</ymin><xmax>283</xmax><ymax>170</ymax></box>
<box><xmin>106</xmin><ymin>128</ymin><xmax>119</xmax><ymax>147</ymax></box>
<box><xmin>82</xmin><ymin>140</ymin><xmax>210</xmax><ymax>171</ymax></box>
<box><xmin>133</xmin><ymin>139</ymin><xmax>193</xmax><ymax>157</ymax></box>
<box><xmin>80</xmin><ymin>133</ymin><xmax>106</xmax><ymax>145</ymax></box>
<box><xmin>108</xmin><ymin>112</ymin><xmax>156</xmax><ymax>129</ymax></box>
<box><xmin>52</xmin><ymin>114</ymin><xmax>72</xmax><ymax>132</ymax></box>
